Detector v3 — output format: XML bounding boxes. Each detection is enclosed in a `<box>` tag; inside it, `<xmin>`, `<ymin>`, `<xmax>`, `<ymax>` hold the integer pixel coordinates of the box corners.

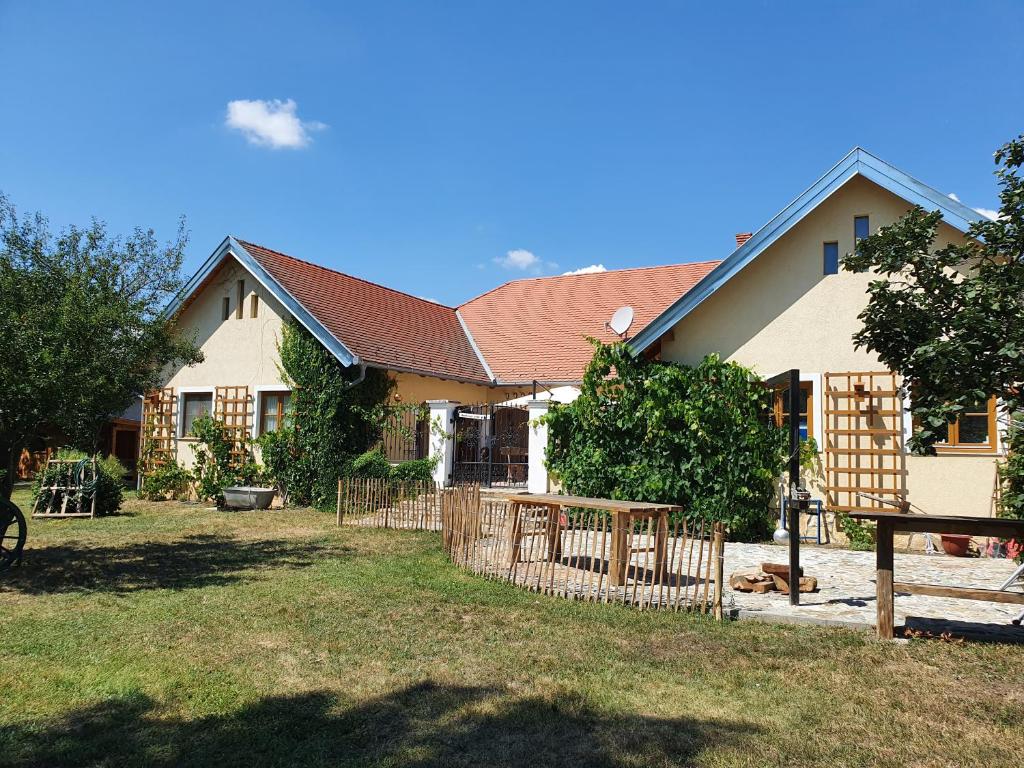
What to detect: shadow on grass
<box><xmin>0</xmin><ymin>680</ymin><xmax>758</xmax><ymax>767</ymax></box>
<box><xmin>0</xmin><ymin>534</ymin><xmax>348</xmax><ymax>595</ymax></box>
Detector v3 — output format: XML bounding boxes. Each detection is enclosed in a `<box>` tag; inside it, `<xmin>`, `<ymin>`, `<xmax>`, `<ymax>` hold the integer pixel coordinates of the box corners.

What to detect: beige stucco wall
<box><xmin>162</xmin><ymin>259</ymin><xmax>290</xmax><ymax>467</ymax></box>
<box><xmin>659</xmin><ymin>175</ymin><xmax>999</xmax><ymax>524</ymax></box>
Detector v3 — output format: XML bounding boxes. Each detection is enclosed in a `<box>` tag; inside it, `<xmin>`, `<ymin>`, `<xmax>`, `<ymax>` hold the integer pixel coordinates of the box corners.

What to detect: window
<box><xmin>823</xmin><ymin>241</ymin><xmax>839</xmax><ymax>275</ymax></box>
<box><xmin>259</xmin><ymin>392</ymin><xmax>291</xmax><ymax>434</ymax></box>
<box><xmin>854</xmin><ymin>215</ymin><xmax>870</xmax><ymax>243</ymax></box>
<box><xmin>250</xmin><ymin>293</ymin><xmax>259</xmax><ymax>318</ymax></box>
<box><xmin>935</xmin><ymin>396</ymin><xmax>997</xmax><ymax>452</ymax></box>
<box><xmin>181</xmin><ymin>392</ymin><xmax>213</xmax><ymax>436</ymax></box>
<box><xmin>236</xmin><ymin>280</ymin><xmax>245</xmax><ymax>320</ymax></box>
<box><xmin>774</xmin><ymin>382</ymin><xmax>813</xmax><ymax>441</ymax></box>
<box><xmin>222</xmin><ymin>296</ymin><xmax>230</xmax><ymax>321</ymax></box>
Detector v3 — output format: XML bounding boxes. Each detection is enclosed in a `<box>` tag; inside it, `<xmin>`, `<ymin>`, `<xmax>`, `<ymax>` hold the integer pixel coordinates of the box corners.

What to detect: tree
<box><xmin>544</xmin><ymin>342</ymin><xmax>785</xmax><ymax>541</ymax></box>
<box><xmin>843</xmin><ymin>135</ymin><xmax>1024</xmax><ymax>455</ymax></box>
<box><xmin>0</xmin><ymin>194</ymin><xmax>202</xmax><ymax>498</ymax></box>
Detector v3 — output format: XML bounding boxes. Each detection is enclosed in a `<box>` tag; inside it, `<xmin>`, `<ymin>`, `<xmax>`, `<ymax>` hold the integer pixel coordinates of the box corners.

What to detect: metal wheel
<box><xmin>0</xmin><ymin>497</ymin><xmax>27</xmax><ymax>571</ymax></box>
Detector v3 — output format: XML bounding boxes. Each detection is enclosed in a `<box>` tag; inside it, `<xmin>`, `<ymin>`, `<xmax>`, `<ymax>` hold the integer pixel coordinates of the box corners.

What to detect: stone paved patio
<box><xmin>724</xmin><ymin>541</ymin><xmax>1024</xmax><ymax>640</ymax></box>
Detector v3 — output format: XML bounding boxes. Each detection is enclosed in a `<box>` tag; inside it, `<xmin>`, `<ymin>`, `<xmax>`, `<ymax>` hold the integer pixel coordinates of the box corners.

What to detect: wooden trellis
<box><xmin>140</xmin><ymin>388</ymin><xmax>177</xmax><ymax>474</ymax></box>
<box><xmin>823</xmin><ymin>371</ymin><xmax>906</xmax><ymax>517</ymax></box>
<box><xmin>215</xmin><ymin>386</ymin><xmax>251</xmax><ymax>464</ymax></box>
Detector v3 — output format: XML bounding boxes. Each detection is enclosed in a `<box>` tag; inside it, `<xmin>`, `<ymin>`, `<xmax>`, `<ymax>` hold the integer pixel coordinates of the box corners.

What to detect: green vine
<box><xmin>543</xmin><ymin>341</ymin><xmax>786</xmax><ymax>541</ymax></box>
<box><xmin>263</xmin><ymin>321</ymin><xmax>396</xmax><ymax>509</ymax></box>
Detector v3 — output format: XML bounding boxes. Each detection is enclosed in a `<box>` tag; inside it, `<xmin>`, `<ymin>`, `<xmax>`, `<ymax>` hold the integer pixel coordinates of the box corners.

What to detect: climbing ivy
<box><xmin>544</xmin><ymin>341</ymin><xmax>786</xmax><ymax>541</ymax></box>
<box><xmin>267</xmin><ymin>320</ymin><xmax>395</xmax><ymax>508</ymax></box>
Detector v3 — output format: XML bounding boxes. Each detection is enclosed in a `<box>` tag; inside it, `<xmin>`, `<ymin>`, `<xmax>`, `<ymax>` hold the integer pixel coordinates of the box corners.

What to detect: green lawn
<box><xmin>1</xmin><ymin>498</ymin><xmax>1022</xmax><ymax>767</ymax></box>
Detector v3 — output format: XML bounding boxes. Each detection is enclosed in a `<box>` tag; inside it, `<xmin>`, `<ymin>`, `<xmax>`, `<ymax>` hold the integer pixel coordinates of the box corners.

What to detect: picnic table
<box><xmin>505</xmin><ymin>493</ymin><xmax>682</xmax><ymax>587</ymax></box>
<box><xmin>849</xmin><ymin>511</ymin><xmax>1024</xmax><ymax>639</ymax></box>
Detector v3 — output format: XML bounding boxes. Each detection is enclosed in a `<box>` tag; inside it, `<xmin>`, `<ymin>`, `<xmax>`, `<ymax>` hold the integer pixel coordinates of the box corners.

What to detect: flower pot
<box><xmin>940</xmin><ymin>534</ymin><xmax>972</xmax><ymax>557</ymax></box>
<box><xmin>222</xmin><ymin>487</ymin><xmax>276</xmax><ymax>510</ymax></box>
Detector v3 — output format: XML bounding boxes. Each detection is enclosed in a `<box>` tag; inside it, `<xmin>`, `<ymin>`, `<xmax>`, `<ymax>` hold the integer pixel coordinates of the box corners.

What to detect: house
<box><xmin>150</xmin><ymin>237</ymin><xmax>717</xmax><ymax>487</ymax></box>
<box><xmin>626</xmin><ymin>147</ymin><xmax>1001</xmax><ymax>526</ymax></box>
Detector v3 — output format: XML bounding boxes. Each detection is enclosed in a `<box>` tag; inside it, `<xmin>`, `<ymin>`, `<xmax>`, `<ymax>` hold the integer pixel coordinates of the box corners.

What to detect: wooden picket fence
<box><xmin>336</xmin><ymin>478</ymin><xmax>443</xmax><ymax>530</ymax></box>
<box><xmin>441</xmin><ymin>485</ymin><xmax>724</xmax><ymax>614</ymax></box>
<box><xmin>337</xmin><ymin>478</ymin><xmax>724</xmax><ymax>615</ymax></box>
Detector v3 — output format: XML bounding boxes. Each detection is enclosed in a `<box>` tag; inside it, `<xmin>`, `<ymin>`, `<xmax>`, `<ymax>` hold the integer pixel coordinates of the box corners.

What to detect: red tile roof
<box><xmin>457</xmin><ymin>263</ymin><xmax>720</xmax><ymax>383</ymax></box>
<box><xmin>235</xmin><ymin>239</ymin><xmax>718</xmax><ymax>385</ymax></box>
<box><xmin>239</xmin><ymin>241</ymin><xmax>492</xmax><ymax>383</ymax></box>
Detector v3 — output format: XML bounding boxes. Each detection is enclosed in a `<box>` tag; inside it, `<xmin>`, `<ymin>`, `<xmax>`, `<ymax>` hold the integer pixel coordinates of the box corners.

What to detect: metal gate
<box><xmin>823</xmin><ymin>371</ymin><xmax>907</xmax><ymax>517</ymax></box>
<box><xmin>452</xmin><ymin>403</ymin><xmax>529</xmax><ymax>487</ymax></box>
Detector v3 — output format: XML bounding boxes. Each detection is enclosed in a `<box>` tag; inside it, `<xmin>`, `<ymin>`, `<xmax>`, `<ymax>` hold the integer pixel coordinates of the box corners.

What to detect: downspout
<box><xmin>342</xmin><ymin>363</ymin><xmax>367</xmax><ymax>390</ymax></box>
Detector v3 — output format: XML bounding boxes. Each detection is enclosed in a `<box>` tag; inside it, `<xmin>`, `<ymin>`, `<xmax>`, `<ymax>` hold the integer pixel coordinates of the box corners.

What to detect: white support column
<box><xmin>527</xmin><ymin>399</ymin><xmax>550</xmax><ymax>494</ymax></box>
<box><xmin>427</xmin><ymin>400</ymin><xmax>459</xmax><ymax>487</ymax></box>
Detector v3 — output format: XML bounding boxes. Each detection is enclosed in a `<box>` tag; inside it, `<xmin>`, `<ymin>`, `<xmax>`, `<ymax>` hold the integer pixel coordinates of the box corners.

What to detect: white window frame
<box><xmin>177</xmin><ymin>386</ymin><xmax>215</xmax><ymax>438</ymax></box>
<box><xmin>253</xmin><ymin>384</ymin><xmax>292</xmax><ymax>437</ymax></box>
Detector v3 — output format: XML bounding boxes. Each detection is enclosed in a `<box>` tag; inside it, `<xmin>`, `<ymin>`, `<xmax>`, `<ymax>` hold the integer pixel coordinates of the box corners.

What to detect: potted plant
<box><xmin>940</xmin><ymin>534</ymin><xmax>972</xmax><ymax>557</ymax></box>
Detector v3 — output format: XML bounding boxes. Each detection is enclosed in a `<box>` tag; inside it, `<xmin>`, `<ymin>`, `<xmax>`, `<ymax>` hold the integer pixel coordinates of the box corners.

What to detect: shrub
<box><xmin>351</xmin><ymin>448</ymin><xmax>392</xmax><ymax>479</ymax></box>
<box><xmin>389</xmin><ymin>457</ymin><xmax>436</xmax><ymax>484</ymax></box>
<box><xmin>544</xmin><ymin>342</ymin><xmax>786</xmax><ymax>542</ymax></box>
<box><xmin>139</xmin><ymin>462</ymin><xmax>193</xmax><ymax>501</ymax></box>
<box><xmin>32</xmin><ymin>448</ymin><xmax>125</xmax><ymax>516</ymax></box>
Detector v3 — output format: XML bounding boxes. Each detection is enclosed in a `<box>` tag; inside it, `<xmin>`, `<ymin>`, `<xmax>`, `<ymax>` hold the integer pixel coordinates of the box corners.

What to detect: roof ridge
<box><xmin>235</xmin><ymin>238</ymin><xmax>457</xmax><ymax>312</ymax></box>
<box><xmin>458</xmin><ymin>259</ymin><xmax>723</xmax><ymax>308</ymax></box>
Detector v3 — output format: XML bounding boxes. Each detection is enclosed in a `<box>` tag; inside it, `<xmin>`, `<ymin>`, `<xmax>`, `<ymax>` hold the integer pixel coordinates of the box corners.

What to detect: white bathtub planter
<box><xmin>222</xmin><ymin>486</ymin><xmax>276</xmax><ymax>510</ymax></box>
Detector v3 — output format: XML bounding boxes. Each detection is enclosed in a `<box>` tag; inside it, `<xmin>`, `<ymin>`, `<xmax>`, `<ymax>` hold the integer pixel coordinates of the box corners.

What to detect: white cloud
<box><xmin>494</xmin><ymin>249</ymin><xmax>540</xmax><ymax>270</ymax></box>
<box><xmin>949</xmin><ymin>192</ymin><xmax>1002</xmax><ymax>221</ymax></box>
<box><xmin>225</xmin><ymin>99</ymin><xmax>326</xmax><ymax>149</ymax></box>
<box><xmin>562</xmin><ymin>264</ymin><xmax>607</xmax><ymax>276</ymax></box>
<box><xmin>418</xmin><ymin>296</ymin><xmax>442</xmax><ymax>304</ymax></box>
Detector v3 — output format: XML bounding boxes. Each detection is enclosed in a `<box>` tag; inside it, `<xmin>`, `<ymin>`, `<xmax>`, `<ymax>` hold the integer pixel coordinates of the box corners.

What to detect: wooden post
<box><xmin>713</xmin><ymin>523</ymin><xmax>725</xmax><ymax>620</ymax></box>
<box><xmin>336</xmin><ymin>478</ymin><xmax>343</xmax><ymax>526</ymax></box>
<box><xmin>544</xmin><ymin>503</ymin><xmax>563</xmax><ymax>563</ymax></box>
<box><xmin>608</xmin><ymin>510</ymin><xmax>630</xmax><ymax>587</ymax></box>
<box><xmin>876</xmin><ymin>518</ymin><xmax>894</xmax><ymax>639</ymax></box>
<box><xmin>507</xmin><ymin>501</ymin><xmax>523</xmax><ymax>568</ymax></box>
<box><xmin>787</xmin><ymin>368</ymin><xmax>801</xmax><ymax>607</ymax></box>
<box><xmin>89</xmin><ymin>457</ymin><xmax>97</xmax><ymax>519</ymax></box>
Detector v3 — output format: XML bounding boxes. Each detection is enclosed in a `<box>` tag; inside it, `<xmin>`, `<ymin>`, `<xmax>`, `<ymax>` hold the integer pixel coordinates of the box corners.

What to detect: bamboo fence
<box><xmin>336</xmin><ymin>478</ymin><xmax>725</xmax><ymax>616</ymax></box>
<box><xmin>442</xmin><ymin>485</ymin><xmax>724</xmax><ymax>615</ymax></box>
<box><xmin>336</xmin><ymin>478</ymin><xmax>443</xmax><ymax>530</ymax></box>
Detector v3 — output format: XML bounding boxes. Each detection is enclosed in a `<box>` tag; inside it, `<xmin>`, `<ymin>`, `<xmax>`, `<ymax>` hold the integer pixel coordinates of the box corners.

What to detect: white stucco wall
<box><xmin>659</xmin><ymin>175</ymin><xmax>999</xmax><ymax>521</ymax></box>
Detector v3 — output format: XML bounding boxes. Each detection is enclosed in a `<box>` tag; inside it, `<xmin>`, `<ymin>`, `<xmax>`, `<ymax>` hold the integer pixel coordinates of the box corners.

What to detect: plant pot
<box><xmin>940</xmin><ymin>534</ymin><xmax>972</xmax><ymax>557</ymax></box>
<box><xmin>222</xmin><ymin>487</ymin><xmax>276</xmax><ymax>510</ymax></box>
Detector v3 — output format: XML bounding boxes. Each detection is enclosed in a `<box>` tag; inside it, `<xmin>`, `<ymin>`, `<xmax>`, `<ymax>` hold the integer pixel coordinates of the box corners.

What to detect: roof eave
<box><xmin>162</xmin><ymin>236</ymin><xmax>360</xmax><ymax>368</ymax></box>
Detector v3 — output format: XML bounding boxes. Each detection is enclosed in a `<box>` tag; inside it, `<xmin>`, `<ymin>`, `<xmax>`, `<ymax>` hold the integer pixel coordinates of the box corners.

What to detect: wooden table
<box><xmin>849</xmin><ymin>511</ymin><xmax>1024</xmax><ymax>639</ymax></box>
<box><xmin>505</xmin><ymin>494</ymin><xmax>682</xmax><ymax>587</ymax></box>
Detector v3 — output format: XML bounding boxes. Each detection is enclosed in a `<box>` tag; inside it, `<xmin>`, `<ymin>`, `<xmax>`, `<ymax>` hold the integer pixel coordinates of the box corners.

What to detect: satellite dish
<box><xmin>607</xmin><ymin>306</ymin><xmax>634</xmax><ymax>337</ymax></box>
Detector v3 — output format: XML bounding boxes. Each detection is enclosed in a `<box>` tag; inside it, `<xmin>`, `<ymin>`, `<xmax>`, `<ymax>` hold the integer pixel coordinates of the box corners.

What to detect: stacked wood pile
<box><xmin>730</xmin><ymin>562</ymin><xmax>818</xmax><ymax>594</ymax></box>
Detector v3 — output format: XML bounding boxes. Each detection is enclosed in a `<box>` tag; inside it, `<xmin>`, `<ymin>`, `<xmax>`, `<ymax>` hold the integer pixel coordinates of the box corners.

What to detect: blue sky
<box><xmin>2</xmin><ymin>1</ymin><xmax>1021</xmax><ymax>305</ymax></box>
